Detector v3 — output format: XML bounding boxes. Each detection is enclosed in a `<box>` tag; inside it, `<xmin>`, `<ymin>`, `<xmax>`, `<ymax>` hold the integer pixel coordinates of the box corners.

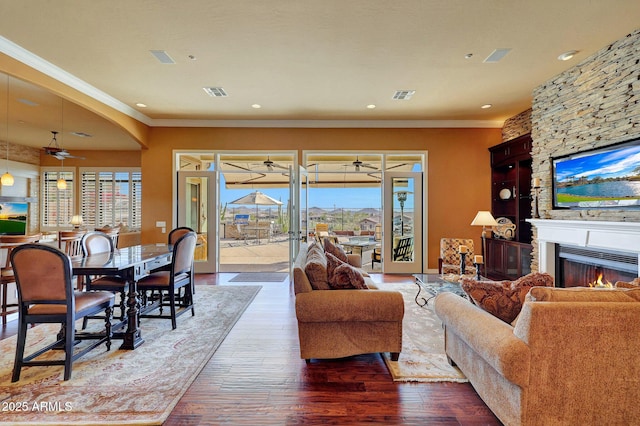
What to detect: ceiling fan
<box><xmin>350</xmin><ymin>156</ymin><xmax>378</xmax><ymax>171</ymax></box>
<box><xmin>257</xmin><ymin>155</ymin><xmax>288</xmax><ymax>171</ymax></box>
<box><xmin>42</xmin><ymin>131</ymin><xmax>84</xmax><ymax>160</ymax></box>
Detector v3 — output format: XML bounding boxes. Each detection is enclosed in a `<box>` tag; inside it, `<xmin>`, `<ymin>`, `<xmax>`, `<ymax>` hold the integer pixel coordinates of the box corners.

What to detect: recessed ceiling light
<box><xmin>481</xmin><ymin>104</ymin><xmax>493</xmax><ymax>109</ymax></box>
<box><xmin>136</xmin><ymin>103</ymin><xmax>147</xmax><ymax>108</ymax></box>
<box><xmin>557</xmin><ymin>50</ymin><xmax>579</xmax><ymax>61</ymax></box>
<box><xmin>366</xmin><ymin>104</ymin><xmax>376</xmax><ymax>109</ymax></box>
<box><xmin>251</xmin><ymin>104</ymin><xmax>262</xmax><ymax>109</ymax></box>
<box><xmin>464</xmin><ymin>53</ymin><xmax>473</xmax><ymax>59</ymax></box>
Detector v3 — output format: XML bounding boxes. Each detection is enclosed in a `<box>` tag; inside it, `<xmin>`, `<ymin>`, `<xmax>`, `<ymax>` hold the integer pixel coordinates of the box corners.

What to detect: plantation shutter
<box><xmin>41</xmin><ymin>170</ymin><xmax>74</xmax><ymax>227</ymax></box>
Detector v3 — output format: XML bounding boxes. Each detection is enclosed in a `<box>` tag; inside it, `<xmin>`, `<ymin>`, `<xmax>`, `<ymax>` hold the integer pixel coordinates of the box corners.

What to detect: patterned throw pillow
<box><xmin>461</xmin><ymin>272</ymin><xmax>554</xmax><ymax>323</ymax></box>
<box><xmin>323</xmin><ymin>238</ymin><xmax>348</xmax><ymax>263</ymax></box>
<box><xmin>325</xmin><ymin>252</ymin><xmax>367</xmax><ymax>290</ymax></box>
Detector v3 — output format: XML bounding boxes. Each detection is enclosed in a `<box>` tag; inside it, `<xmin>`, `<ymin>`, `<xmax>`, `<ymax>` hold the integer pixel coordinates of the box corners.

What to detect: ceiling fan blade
<box><xmin>361</xmin><ymin>164</ymin><xmax>378</xmax><ymax>170</ymax></box>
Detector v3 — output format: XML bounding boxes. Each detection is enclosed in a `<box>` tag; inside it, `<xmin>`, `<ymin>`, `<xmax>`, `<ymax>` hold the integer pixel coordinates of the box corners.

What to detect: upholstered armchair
<box><xmin>438</xmin><ymin>238</ymin><xmax>476</xmax><ymax>275</ymax></box>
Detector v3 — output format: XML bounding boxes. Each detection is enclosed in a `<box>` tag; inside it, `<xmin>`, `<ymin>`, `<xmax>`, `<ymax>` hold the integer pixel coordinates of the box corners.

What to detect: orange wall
<box><xmin>39</xmin><ymin>150</ymin><xmax>141</xmax><ymax>167</ymax></box>
<box><xmin>143</xmin><ymin>126</ymin><xmax>501</xmax><ymax>269</ymax></box>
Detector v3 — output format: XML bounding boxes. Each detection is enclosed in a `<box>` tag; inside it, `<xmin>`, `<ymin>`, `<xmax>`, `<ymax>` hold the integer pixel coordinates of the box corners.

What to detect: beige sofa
<box><xmin>434</xmin><ymin>286</ymin><xmax>640</xmax><ymax>426</ymax></box>
<box><xmin>293</xmin><ymin>242</ymin><xmax>404</xmax><ymax>361</ymax></box>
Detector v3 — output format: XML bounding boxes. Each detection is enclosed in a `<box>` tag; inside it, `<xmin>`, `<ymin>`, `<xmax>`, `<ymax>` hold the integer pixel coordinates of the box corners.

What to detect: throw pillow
<box><xmin>323</xmin><ymin>238</ymin><xmax>348</xmax><ymax>263</ymax></box>
<box><xmin>325</xmin><ymin>252</ymin><xmax>367</xmax><ymax>290</ymax></box>
<box><xmin>304</xmin><ymin>244</ymin><xmax>330</xmax><ymax>290</ymax></box>
<box><xmin>615</xmin><ymin>278</ymin><xmax>640</xmax><ymax>288</ymax></box>
<box><xmin>461</xmin><ymin>272</ymin><xmax>554</xmax><ymax>323</ymax></box>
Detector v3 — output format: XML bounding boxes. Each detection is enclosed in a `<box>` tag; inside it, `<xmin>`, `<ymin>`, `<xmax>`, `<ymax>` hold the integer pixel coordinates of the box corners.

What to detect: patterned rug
<box><xmin>0</xmin><ymin>285</ymin><xmax>261</xmax><ymax>425</ymax></box>
<box><xmin>379</xmin><ymin>283</ymin><xmax>468</xmax><ymax>382</ymax></box>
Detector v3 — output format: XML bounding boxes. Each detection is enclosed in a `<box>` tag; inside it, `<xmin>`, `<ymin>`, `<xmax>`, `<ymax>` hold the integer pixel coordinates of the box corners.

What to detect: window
<box><xmin>80</xmin><ymin>169</ymin><xmax>141</xmax><ymax>230</ymax></box>
<box><xmin>41</xmin><ymin>170</ymin><xmax>74</xmax><ymax>228</ymax></box>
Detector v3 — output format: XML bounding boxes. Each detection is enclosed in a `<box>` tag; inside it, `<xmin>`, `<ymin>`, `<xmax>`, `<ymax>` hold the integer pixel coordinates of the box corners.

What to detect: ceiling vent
<box><xmin>484</xmin><ymin>48</ymin><xmax>512</xmax><ymax>63</ymax></box>
<box><xmin>203</xmin><ymin>87</ymin><xmax>228</xmax><ymax>97</ymax></box>
<box><xmin>149</xmin><ymin>50</ymin><xmax>176</xmax><ymax>64</ymax></box>
<box><xmin>392</xmin><ymin>90</ymin><xmax>415</xmax><ymax>100</ymax></box>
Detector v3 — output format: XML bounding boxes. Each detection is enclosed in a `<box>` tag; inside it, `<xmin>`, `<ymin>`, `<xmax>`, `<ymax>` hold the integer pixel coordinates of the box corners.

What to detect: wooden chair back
<box><xmin>58</xmin><ymin>231</ymin><xmax>86</xmax><ymax>258</ymax></box>
<box><xmin>95</xmin><ymin>227</ymin><xmax>120</xmax><ymax>249</ymax></box>
<box><xmin>1</xmin><ymin>234</ymin><xmax>42</xmax><ymax>324</ymax></box>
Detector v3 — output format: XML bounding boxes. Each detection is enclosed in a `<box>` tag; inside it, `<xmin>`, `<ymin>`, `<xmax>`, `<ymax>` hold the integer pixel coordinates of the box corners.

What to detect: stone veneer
<box><xmin>528</xmin><ymin>28</ymin><xmax>640</xmax><ymax>272</ymax></box>
<box><xmin>502</xmin><ymin>108</ymin><xmax>532</xmax><ymax>141</ymax></box>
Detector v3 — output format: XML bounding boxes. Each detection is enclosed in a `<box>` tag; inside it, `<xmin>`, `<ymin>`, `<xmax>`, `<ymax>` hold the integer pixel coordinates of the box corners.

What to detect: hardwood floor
<box><xmin>1</xmin><ymin>273</ymin><xmax>502</xmax><ymax>425</ymax></box>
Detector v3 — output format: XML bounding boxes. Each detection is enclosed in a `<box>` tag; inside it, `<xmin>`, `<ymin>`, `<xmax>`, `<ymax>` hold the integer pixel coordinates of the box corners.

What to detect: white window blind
<box><xmin>80</xmin><ymin>170</ymin><xmax>141</xmax><ymax>230</ymax></box>
<box><xmin>41</xmin><ymin>170</ymin><xmax>74</xmax><ymax>227</ymax></box>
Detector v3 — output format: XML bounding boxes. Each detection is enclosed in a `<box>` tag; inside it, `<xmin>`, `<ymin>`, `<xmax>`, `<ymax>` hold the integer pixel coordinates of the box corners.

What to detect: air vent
<box><xmin>203</xmin><ymin>87</ymin><xmax>228</xmax><ymax>97</ymax></box>
<box><xmin>149</xmin><ymin>50</ymin><xmax>176</xmax><ymax>64</ymax></box>
<box><xmin>71</xmin><ymin>132</ymin><xmax>92</xmax><ymax>138</ymax></box>
<box><xmin>392</xmin><ymin>90</ymin><xmax>415</xmax><ymax>100</ymax></box>
<box><xmin>484</xmin><ymin>48</ymin><xmax>512</xmax><ymax>63</ymax></box>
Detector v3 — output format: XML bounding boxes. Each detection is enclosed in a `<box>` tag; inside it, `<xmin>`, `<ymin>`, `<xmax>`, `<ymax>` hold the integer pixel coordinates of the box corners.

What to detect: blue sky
<box><xmin>556</xmin><ymin>143</ymin><xmax>640</xmax><ymax>182</ymax></box>
<box><xmin>221</xmin><ymin>187</ymin><xmax>383</xmax><ymax>210</ymax></box>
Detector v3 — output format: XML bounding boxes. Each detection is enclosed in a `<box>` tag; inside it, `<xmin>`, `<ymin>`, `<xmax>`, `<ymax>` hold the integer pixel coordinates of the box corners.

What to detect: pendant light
<box><xmin>56</xmin><ymin>99</ymin><xmax>67</xmax><ymax>190</ymax></box>
<box><xmin>1</xmin><ymin>75</ymin><xmax>14</xmax><ymax>186</ymax></box>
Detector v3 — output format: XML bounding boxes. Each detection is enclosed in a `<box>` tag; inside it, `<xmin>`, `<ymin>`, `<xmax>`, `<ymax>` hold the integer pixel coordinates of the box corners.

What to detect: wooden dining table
<box><xmin>70</xmin><ymin>243</ymin><xmax>173</xmax><ymax>350</ymax></box>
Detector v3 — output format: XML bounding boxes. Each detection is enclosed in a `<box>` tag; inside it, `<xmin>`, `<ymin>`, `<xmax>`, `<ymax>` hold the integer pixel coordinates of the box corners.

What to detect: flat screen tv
<box><xmin>552</xmin><ymin>138</ymin><xmax>640</xmax><ymax>209</ymax></box>
<box><xmin>0</xmin><ymin>202</ymin><xmax>28</xmax><ymax>235</ymax></box>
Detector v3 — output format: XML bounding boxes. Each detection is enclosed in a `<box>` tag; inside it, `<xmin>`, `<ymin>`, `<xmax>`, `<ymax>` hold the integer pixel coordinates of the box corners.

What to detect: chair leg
<box><xmin>11</xmin><ymin>317</ymin><xmax>28</xmax><ymax>382</ymax></box>
<box><xmin>105</xmin><ymin>306</ymin><xmax>113</xmax><ymax>351</ymax></box>
<box><xmin>169</xmin><ymin>290</ymin><xmax>177</xmax><ymax>330</ymax></box>
<box><xmin>63</xmin><ymin>320</ymin><xmax>75</xmax><ymax>381</ymax></box>
<box><xmin>119</xmin><ymin>289</ymin><xmax>127</xmax><ymax>321</ymax></box>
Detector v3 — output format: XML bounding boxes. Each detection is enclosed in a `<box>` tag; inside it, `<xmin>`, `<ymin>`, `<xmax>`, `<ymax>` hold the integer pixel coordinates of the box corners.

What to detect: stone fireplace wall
<box><xmin>528</xmin><ymin>28</ymin><xmax>640</xmax><ymax>272</ymax></box>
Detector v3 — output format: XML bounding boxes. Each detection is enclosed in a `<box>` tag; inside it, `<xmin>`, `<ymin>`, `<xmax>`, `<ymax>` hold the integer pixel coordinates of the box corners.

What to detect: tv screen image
<box><xmin>553</xmin><ymin>139</ymin><xmax>640</xmax><ymax>209</ymax></box>
<box><xmin>0</xmin><ymin>202</ymin><xmax>28</xmax><ymax>235</ymax></box>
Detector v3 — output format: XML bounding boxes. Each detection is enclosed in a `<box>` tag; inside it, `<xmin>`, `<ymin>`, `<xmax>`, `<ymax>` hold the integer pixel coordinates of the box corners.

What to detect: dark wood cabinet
<box><xmin>485</xmin><ymin>238</ymin><xmax>532</xmax><ymax>280</ymax></box>
<box><xmin>486</xmin><ymin>134</ymin><xmax>533</xmax><ymax>280</ymax></box>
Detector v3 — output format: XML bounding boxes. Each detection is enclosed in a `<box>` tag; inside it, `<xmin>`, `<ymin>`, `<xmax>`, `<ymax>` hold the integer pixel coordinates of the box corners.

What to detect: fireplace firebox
<box><xmin>556</xmin><ymin>245</ymin><xmax>638</xmax><ymax>288</ymax></box>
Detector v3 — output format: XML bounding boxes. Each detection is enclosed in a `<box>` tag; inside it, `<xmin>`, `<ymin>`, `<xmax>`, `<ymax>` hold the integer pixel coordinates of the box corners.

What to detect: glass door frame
<box><xmin>177</xmin><ymin>170</ymin><xmax>217</xmax><ymax>273</ymax></box>
<box><xmin>382</xmin><ymin>171</ymin><xmax>424</xmax><ymax>274</ymax></box>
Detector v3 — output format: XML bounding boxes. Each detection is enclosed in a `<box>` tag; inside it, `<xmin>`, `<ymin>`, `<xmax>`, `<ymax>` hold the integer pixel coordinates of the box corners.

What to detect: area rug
<box><xmin>0</xmin><ymin>285</ymin><xmax>261</xmax><ymax>425</ymax></box>
<box><xmin>229</xmin><ymin>272</ymin><xmax>288</xmax><ymax>282</ymax></box>
<box><xmin>379</xmin><ymin>283</ymin><xmax>467</xmax><ymax>383</ymax></box>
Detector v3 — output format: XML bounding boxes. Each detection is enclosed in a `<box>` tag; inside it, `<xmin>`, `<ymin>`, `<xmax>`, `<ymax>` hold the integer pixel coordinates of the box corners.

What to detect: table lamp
<box><xmin>470</xmin><ymin>211</ymin><xmax>498</xmax><ymax>276</ymax></box>
<box><xmin>70</xmin><ymin>214</ymin><xmax>84</xmax><ymax>229</ymax></box>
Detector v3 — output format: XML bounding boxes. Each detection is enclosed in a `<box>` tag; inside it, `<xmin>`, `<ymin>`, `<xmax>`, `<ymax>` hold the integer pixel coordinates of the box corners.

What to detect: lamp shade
<box><xmin>1</xmin><ymin>171</ymin><xmax>14</xmax><ymax>186</ymax></box>
<box><xmin>57</xmin><ymin>177</ymin><xmax>67</xmax><ymax>190</ymax></box>
<box><xmin>70</xmin><ymin>215</ymin><xmax>84</xmax><ymax>227</ymax></box>
<box><xmin>471</xmin><ymin>211</ymin><xmax>498</xmax><ymax>227</ymax></box>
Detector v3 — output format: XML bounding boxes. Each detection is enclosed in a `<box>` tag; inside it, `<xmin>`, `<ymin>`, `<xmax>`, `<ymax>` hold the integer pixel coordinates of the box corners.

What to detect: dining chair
<box><xmin>81</xmin><ymin>231</ymin><xmax>129</xmax><ymax>327</ymax></box>
<box><xmin>95</xmin><ymin>226</ymin><xmax>120</xmax><ymax>249</ymax></box>
<box><xmin>10</xmin><ymin>243</ymin><xmax>115</xmax><ymax>381</ymax></box>
<box><xmin>168</xmin><ymin>226</ymin><xmax>194</xmax><ymax>244</ymax></box>
<box><xmin>59</xmin><ymin>230</ymin><xmax>86</xmax><ymax>258</ymax></box>
<box><xmin>138</xmin><ymin>231</ymin><xmax>197</xmax><ymax>329</ymax></box>
<box><xmin>0</xmin><ymin>234</ymin><xmax>41</xmax><ymax>325</ymax></box>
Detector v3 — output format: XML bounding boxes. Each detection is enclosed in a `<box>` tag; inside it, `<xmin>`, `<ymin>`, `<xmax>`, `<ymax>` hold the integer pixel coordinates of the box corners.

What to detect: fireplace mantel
<box><xmin>528</xmin><ymin>219</ymin><xmax>640</xmax><ymax>279</ymax></box>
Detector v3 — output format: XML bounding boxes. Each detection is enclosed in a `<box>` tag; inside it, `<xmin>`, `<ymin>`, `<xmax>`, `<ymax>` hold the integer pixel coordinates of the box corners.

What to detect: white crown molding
<box><xmin>1</xmin><ymin>37</ymin><xmax>504</xmax><ymax>130</ymax></box>
<box><xmin>150</xmin><ymin>119</ymin><xmax>504</xmax><ymax>128</ymax></box>
<box><xmin>0</xmin><ymin>36</ymin><xmax>153</xmax><ymax>126</ymax></box>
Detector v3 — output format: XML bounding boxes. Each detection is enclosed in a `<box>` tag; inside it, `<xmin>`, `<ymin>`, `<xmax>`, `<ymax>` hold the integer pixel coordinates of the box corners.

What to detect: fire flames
<box><xmin>589</xmin><ymin>273</ymin><xmax>613</xmax><ymax>288</ymax></box>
